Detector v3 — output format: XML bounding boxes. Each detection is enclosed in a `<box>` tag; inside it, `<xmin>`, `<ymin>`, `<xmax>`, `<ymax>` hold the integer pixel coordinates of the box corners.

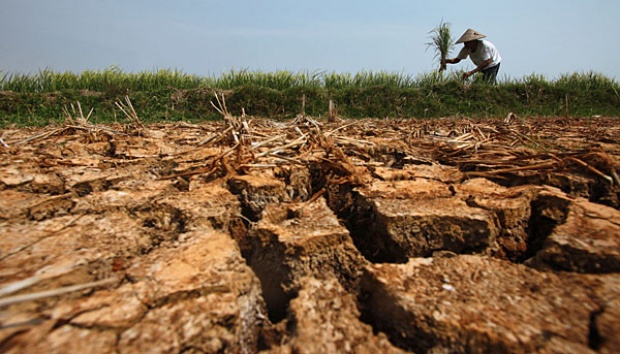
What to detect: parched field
<box><xmin>1</xmin><ymin>115</ymin><xmax>619</xmax><ymax>353</ymax></box>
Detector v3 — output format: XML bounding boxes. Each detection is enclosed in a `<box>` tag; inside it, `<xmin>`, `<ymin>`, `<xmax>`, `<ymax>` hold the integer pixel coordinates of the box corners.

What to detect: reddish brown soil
<box><xmin>0</xmin><ymin>116</ymin><xmax>619</xmax><ymax>353</ymax></box>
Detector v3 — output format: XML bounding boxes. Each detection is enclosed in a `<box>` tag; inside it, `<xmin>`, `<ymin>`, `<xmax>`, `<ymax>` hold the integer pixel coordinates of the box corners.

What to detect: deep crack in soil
<box><xmin>0</xmin><ymin>116</ymin><xmax>619</xmax><ymax>353</ymax></box>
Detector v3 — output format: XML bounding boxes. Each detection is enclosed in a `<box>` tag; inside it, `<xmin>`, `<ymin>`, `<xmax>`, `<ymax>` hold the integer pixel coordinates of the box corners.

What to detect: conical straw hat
<box><xmin>456</xmin><ymin>29</ymin><xmax>486</xmax><ymax>43</ymax></box>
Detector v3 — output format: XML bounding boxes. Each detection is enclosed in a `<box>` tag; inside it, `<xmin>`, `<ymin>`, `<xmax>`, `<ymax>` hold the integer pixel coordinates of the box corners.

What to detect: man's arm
<box><xmin>442</xmin><ymin>58</ymin><xmax>462</xmax><ymax>65</ymax></box>
<box><xmin>462</xmin><ymin>58</ymin><xmax>493</xmax><ymax>79</ymax></box>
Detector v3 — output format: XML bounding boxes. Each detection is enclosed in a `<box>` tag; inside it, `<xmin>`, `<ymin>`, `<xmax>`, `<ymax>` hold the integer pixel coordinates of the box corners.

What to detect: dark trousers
<box><xmin>482</xmin><ymin>63</ymin><xmax>500</xmax><ymax>84</ymax></box>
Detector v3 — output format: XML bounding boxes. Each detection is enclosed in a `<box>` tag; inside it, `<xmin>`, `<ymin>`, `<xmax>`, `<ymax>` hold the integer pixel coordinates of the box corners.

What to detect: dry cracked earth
<box><xmin>0</xmin><ymin>116</ymin><xmax>619</xmax><ymax>353</ymax></box>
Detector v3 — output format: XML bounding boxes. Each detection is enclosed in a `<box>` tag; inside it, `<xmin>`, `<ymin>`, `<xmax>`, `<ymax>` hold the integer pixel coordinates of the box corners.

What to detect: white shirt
<box><xmin>457</xmin><ymin>40</ymin><xmax>502</xmax><ymax>68</ymax></box>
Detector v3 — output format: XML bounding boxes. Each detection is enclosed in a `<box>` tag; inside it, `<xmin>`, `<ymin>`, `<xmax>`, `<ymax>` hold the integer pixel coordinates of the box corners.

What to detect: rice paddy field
<box><xmin>1</xmin><ymin>68</ymin><xmax>619</xmax><ymax>126</ymax></box>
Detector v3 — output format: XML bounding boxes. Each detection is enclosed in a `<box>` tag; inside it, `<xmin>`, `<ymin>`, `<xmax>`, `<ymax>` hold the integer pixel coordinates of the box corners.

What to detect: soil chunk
<box><xmin>271</xmin><ymin>276</ymin><xmax>402</xmax><ymax>353</ymax></box>
<box><xmin>526</xmin><ymin>190</ymin><xmax>620</xmax><ymax>273</ymax></box>
<box><xmin>359</xmin><ymin>255</ymin><xmax>618</xmax><ymax>353</ymax></box>
<box><xmin>246</xmin><ymin>198</ymin><xmax>366</xmax><ymax>322</ymax></box>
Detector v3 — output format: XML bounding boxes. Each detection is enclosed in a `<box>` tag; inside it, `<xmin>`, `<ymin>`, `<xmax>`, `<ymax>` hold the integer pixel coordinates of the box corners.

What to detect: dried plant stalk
<box><xmin>0</xmin><ymin>278</ymin><xmax>116</xmax><ymax>308</ymax></box>
<box><xmin>115</xmin><ymin>96</ymin><xmax>143</xmax><ymax>127</ymax></box>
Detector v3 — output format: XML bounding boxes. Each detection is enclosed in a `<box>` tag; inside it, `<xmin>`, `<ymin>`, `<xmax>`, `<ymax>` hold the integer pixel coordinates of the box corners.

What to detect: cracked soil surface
<box><xmin>0</xmin><ymin>116</ymin><xmax>619</xmax><ymax>353</ymax></box>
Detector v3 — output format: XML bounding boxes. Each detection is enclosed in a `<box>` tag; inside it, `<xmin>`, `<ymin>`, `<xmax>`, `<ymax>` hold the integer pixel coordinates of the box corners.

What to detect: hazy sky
<box><xmin>1</xmin><ymin>0</ymin><xmax>618</xmax><ymax>80</ymax></box>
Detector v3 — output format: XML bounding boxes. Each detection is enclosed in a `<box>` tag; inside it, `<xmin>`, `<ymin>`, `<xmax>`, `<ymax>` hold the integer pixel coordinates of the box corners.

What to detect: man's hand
<box><xmin>462</xmin><ymin>71</ymin><xmax>474</xmax><ymax>79</ymax></box>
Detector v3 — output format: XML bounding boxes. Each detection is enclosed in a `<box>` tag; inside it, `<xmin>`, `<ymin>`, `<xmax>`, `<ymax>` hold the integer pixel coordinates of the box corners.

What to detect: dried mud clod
<box><xmin>358</xmin><ymin>256</ymin><xmax>617</xmax><ymax>353</ymax></box>
<box><xmin>1</xmin><ymin>116</ymin><xmax>619</xmax><ymax>353</ymax></box>
<box><xmin>245</xmin><ymin>198</ymin><xmax>366</xmax><ymax>324</ymax></box>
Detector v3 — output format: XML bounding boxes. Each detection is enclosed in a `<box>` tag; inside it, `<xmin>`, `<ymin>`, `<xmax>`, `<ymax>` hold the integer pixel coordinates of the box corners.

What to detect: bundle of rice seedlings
<box><xmin>426</xmin><ymin>20</ymin><xmax>454</xmax><ymax>72</ymax></box>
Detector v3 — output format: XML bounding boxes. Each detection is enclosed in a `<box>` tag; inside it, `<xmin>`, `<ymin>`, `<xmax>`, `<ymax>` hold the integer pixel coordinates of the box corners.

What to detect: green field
<box><xmin>1</xmin><ymin>68</ymin><xmax>619</xmax><ymax>127</ymax></box>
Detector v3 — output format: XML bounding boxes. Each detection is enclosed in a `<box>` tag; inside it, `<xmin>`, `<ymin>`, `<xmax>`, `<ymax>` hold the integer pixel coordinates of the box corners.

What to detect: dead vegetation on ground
<box><xmin>0</xmin><ymin>105</ymin><xmax>619</xmax><ymax>353</ymax></box>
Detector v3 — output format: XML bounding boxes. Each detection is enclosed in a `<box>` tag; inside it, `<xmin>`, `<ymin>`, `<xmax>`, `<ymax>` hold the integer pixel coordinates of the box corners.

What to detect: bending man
<box><xmin>443</xmin><ymin>28</ymin><xmax>502</xmax><ymax>83</ymax></box>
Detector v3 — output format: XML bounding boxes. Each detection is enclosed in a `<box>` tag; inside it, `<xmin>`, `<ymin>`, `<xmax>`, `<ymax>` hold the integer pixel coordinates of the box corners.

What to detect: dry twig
<box><xmin>115</xmin><ymin>95</ymin><xmax>144</xmax><ymax>128</ymax></box>
<box><xmin>0</xmin><ymin>278</ymin><xmax>117</xmax><ymax>308</ymax></box>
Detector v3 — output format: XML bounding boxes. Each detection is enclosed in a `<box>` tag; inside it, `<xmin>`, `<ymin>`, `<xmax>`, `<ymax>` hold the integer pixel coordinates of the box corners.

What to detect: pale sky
<box><xmin>1</xmin><ymin>0</ymin><xmax>618</xmax><ymax>80</ymax></box>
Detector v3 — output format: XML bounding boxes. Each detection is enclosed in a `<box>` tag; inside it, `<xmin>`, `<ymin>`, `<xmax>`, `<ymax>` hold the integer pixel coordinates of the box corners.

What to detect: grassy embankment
<box><xmin>1</xmin><ymin>68</ymin><xmax>619</xmax><ymax>127</ymax></box>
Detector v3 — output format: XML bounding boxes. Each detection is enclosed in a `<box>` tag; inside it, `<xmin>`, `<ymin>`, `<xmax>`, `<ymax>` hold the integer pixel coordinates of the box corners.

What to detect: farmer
<box><xmin>443</xmin><ymin>28</ymin><xmax>502</xmax><ymax>83</ymax></box>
